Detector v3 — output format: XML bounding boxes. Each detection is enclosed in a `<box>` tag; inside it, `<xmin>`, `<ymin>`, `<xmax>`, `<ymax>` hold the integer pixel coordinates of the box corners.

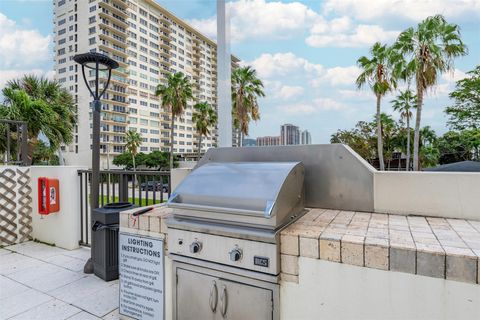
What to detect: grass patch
<box><xmin>100</xmin><ymin>195</ymin><xmax>165</xmax><ymax>207</ymax></box>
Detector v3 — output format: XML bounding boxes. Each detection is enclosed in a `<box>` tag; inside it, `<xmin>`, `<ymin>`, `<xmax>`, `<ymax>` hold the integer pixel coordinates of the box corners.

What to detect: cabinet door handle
<box><xmin>209</xmin><ymin>280</ymin><xmax>218</xmax><ymax>312</ymax></box>
<box><xmin>220</xmin><ymin>285</ymin><xmax>227</xmax><ymax>317</ymax></box>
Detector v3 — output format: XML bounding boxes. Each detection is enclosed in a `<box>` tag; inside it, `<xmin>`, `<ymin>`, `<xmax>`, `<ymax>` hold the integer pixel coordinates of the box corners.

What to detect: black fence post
<box><xmin>119</xmin><ymin>172</ymin><xmax>128</xmax><ymax>202</ymax></box>
<box><xmin>21</xmin><ymin>122</ymin><xmax>28</xmax><ymax>166</ymax></box>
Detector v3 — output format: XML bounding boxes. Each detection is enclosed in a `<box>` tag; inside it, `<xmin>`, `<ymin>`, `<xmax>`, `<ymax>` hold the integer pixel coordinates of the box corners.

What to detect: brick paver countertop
<box><xmin>280</xmin><ymin>209</ymin><xmax>480</xmax><ymax>284</ymax></box>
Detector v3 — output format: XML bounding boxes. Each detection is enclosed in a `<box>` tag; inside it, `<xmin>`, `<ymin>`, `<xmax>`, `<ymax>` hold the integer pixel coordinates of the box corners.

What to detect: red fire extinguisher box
<box><xmin>38</xmin><ymin>177</ymin><xmax>60</xmax><ymax>215</ymax></box>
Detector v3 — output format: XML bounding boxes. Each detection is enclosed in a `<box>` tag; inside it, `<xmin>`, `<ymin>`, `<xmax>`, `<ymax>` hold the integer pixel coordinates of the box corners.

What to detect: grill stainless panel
<box><xmin>167</xmin><ymin>162</ymin><xmax>304</xmax><ymax>230</ymax></box>
<box><xmin>167</xmin><ymin>160</ymin><xmax>306</xmax><ymax>320</ymax></box>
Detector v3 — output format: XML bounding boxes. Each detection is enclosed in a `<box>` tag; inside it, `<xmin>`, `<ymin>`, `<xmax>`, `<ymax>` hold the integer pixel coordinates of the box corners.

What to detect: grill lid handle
<box><xmin>167</xmin><ymin>192</ymin><xmax>277</xmax><ymax>218</ymax></box>
<box><xmin>209</xmin><ymin>280</ymin><xmax>218</xmax><ymax>312</ymax></box>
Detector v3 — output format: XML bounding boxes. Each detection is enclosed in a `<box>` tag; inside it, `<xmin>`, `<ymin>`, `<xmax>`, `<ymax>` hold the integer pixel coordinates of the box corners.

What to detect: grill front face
<box><xmin>167</xmin><ymin>161</ymin><xmax>305</xmax><ymax>231</ymax></box>
<box><xmin>167</xmin><ymin>161</ymin><xmax>305</xmax><ymax>320</ymax></box>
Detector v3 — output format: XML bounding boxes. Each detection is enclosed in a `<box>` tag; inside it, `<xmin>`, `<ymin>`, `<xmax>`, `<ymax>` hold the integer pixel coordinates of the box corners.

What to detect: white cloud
<box><xmin>441</xmin><ymin>69</ymin><xmax>468</xmax><ymax>83</ymax></box>
<box><xmin>247</xmin><ymin>52</ymin><xmax>323</xmax><ymax>78</ymax></box>
<box><xmin>274</xmin><ymin>85</ymin><xmax>304</xmax><ymax>100</ymax></box>
<box><xmin>311</xmin><ymin>66</ymin><xmax>361</xmax><ymax>87</ymax></box>
<box><xmin>189</xmin><ymin>0</ymin><xmax>318</xmax><ymax>41</ymax></box>
<box><xmin>322</xmin><ymin>0</ymin><xmax>480</xmax><ymax>22</ymax></box>
<box><xmin>306</xmin><ymin>18</ymin><xmax>400</xmax><ymax>48</ymax></box>
<box><xmin>247</xmin><ymin>52</ymin><xmax>361</xmax><ymax>90</ymax></box>
<box><xmin>0</xmin><ymin>12</ymin><xmax>52</xmax><ymax>68</ymax></box>
<box><xmin>189</xmin><ymin>0</ymin><xmax>403</xmax><ymax>49</ymax></box>
<box><xmin>338</xmin><ymin>89</ymin><xmax>375</xmax><ymax>102</ymax></box>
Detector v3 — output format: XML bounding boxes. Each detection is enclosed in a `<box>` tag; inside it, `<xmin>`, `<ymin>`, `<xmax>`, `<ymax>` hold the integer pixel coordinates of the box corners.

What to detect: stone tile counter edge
<box><xmin>280</xmin><ymin>208</ymin><xmax>480</xmax><ymax>285</ymax></box>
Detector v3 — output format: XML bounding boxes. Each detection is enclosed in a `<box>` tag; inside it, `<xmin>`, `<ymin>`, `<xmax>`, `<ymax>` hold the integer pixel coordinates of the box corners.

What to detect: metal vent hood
<box><xmin>167</xmin><ymin>162</ymin><xmax>305</xmax><ymax>230</ymax></box>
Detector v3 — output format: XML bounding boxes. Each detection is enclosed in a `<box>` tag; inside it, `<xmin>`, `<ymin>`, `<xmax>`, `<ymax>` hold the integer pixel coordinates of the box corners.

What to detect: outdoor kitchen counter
<box><xmin>280</xmin><ymin>208</ymin><xmax>480</xmax><ymax>284</ymax></box>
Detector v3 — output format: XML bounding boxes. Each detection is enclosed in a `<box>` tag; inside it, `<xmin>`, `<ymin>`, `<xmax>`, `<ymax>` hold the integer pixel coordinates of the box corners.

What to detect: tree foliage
<box><xmin>356</xmin><ymin>42</ymin><xmax>398</xmax><ymax>170</ymax></box>
<box><xmin>331</xmin><ymin>113</ymin><xmax>442</xmax><ymax>169</ymax></box>
<box><xmin>0</xmin><ymin>75</ymin><xmax>76</xmax><ymax>164</ymax></box>
<box><xmin>125</xmin><ymin>130</ymin><xmax>142</xmax><ymax>171</ymax></box>
<box><xmin>231</xmin><ymin>66</ymin><xmax>265</xmax><ymax>140</ymax></box>
<box><xmin>113</xmin><ymin>151</ymin><xmax>175</xmax><ymax>170</ymax></box>
<box><xmin>155</xmin><ymin>72</ymin><xmax>193</xmax><ymax>170</ymax></box>
<box><xmin>192</xmin><ymin>102</ymin><xmax>217</xmax><ymax>156</ymax></box>
<box><xmin>393</xmin><ymin>14</ymin><xmax>467</xmax><ymax>170</ymax></box>
<box><xmin>436</xmin><ymin>130</ymin><xmax>480</xmax><ymax>164</ymax></box>
<box><xmin>32</xmin><ymin>140</ymin><xmax>59</xmax><ymax>165</ymax></box>
<box><xmin>445</xmin><ymin>66</ymin><xmax>480</xmax><ymax>130</ymax></box>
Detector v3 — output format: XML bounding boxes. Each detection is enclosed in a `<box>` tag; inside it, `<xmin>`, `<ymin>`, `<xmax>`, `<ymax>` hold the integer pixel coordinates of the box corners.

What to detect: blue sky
<box><xmin>1</xmin><ymin>0</ymin><xmax>479</xmax><ymax>143</ymax></box>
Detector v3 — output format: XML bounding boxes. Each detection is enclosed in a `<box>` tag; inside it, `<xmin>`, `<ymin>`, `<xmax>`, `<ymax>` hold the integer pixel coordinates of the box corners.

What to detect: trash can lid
<box><xmin>103</xmin><ymin>202</ymin><xmax>134</xmax><ymax>209</ymax></box>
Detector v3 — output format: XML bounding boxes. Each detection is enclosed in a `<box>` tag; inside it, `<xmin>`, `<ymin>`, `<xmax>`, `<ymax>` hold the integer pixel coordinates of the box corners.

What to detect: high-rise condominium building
<box><xmin>280</xmin><ymin>124</ymin><xmax>300</xmax><ymax>145</ymax></box>
<box><xmin>53</xmin><ymin>0</ymin><xmax>239</xmax><ymax>168</ymax></box>
<box><xmin>256</xmin><ymin>136</ymin><xmax>280</xmax><ymax>146</ymax></box>
<box><xmin>301</xmin><ymin>130</ymin><xmax>312</xmax><ymax>145</ymax></box>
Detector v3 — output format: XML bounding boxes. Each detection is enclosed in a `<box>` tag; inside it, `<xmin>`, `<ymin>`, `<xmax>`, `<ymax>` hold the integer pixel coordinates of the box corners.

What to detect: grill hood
<box><xmin>167</xmin><ymin>162</ymin><xmax>305</xmax><ymax>230</ymax></box>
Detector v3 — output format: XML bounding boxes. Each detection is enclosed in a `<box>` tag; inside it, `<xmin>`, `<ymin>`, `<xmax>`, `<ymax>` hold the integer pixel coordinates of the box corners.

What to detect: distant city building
<box><xmin>280</xmin><ymin>124</ymin><xmax>300</xmax><ymax>145</ymax></box>
<box><xmin>257</xmin><ymin>136</ymin><xmax>280</xmax><ymax>146</ymax></box>
<box><xmin>242</xmin><ymin>138</ymin><xmax>257</xmax><ymax>147</ymax></box>
<box><xmin>301</xmin><ymin>130</ymin><xmax>312</xmax><ymax>145</ymax></box>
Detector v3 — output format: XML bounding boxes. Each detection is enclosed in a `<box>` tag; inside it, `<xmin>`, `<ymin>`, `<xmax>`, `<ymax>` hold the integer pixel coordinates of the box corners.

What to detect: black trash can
<box><xmin>92</xmin><ymin>202</ymin><xmax>137</xmax><ymax>281</ymax></box>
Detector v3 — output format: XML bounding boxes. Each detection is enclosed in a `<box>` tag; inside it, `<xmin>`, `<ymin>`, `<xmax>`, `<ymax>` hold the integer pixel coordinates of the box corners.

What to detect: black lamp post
<box><xmin>74</xmin><ymin>52</ymin><xmax>118</xmax><ymax>273</ymax></box>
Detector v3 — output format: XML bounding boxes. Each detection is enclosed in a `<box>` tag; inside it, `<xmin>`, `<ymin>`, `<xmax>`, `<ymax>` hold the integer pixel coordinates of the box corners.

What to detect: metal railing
<box><xmin>0</xmin><ymin>120</ymin><xmax>28</xmax><ymax>166</ymax></box>
<box><xmin>78</xmin><ymin>169</ymin><xmax>171</xmax><ymax>246</ymax></box>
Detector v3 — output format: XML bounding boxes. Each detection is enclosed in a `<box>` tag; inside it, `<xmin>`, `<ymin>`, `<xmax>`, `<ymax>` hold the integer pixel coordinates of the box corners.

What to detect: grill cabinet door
<box><xmin>176</xmin><ymin>268</ymin><xmax>217</xmax><ymax>320</ymax></box>
<box><xmin>216</xmin><ymin>279</ymin><xmax>273</xmax><ymax>320</ymax></box>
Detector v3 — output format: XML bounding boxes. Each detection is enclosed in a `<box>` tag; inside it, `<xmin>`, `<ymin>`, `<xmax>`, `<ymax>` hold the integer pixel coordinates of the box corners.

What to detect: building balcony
<box><xmin>159</xmin><ymin>33</ymin><xmax>171</xmax><ymax>42</ymax></box>
<box><xmin>99</xmin><ymin>0</ymin><xmax>128</xmax><ymax>18</ymax></box>
<box><xmin>112</xmin><ymin>67</ymin><xmax>129</xmax><ymax>77</ymax></box>
<box><xmin>160</xmin><ymin>50</ymin><xmax>172</xmax><ymax>58</ymax></box>
<box><xmin>99</xmin><ymin>43</ymin><xmax>128</xmax><ymax>59</ymax></box>
<box><xmin>161</xmin><ymin>58</ymin><xmax>171</xmax><ymax>66</ymax></box>
<box><xmin>99</xmin><ymin>31</ymin><xmax>126</xmax><ymax>47</ymax></box>
<box><xmin>160</xmin><ymin>16</ymin><xmax>171</xmax><ymax>25</ymax></box>
<box><xmin>160</xmin><ymin>24</ymin><xmax>171</xmax><ymax>33</ymax></box>
<box><xmin>159</xmin><ymin>41</ymin><xmax>171</xmax><ymax>50</ymax></box>
<box><xmin>99</xmin><ymin>11</ymin><xmax>129</xmax><ymax>30</ymax></box>
<box><xmin>105</xmin><ymin>88</ymin><xmax>128</xmax><ymax>98</ymax></box>
<box><xmin>192</xmin><ymin>50</ymin><xmax>201</xmax><ymax>58</ymax></box>
<box><xmin>99</xmin><ymin>21</ymin><xmax>126</xmax><ymax>38</ymax></box>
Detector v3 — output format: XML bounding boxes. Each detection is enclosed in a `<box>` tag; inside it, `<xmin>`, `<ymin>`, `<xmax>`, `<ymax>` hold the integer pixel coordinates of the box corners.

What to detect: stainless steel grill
<box><xmin>167</xmin><ymin>162</ymin><xmax>305</xmax><ymax>231</ymax></box>
<box><xmin>167</xmin><ymin>161</ymin><xmax>305</xmax><ymax>320</ymax></box>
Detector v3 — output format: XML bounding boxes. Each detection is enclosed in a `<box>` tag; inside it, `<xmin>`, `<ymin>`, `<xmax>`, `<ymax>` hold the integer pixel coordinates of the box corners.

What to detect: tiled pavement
<box><xmin>281</xmin><ymin>208</ymin><xmax>480</xmax><ymax>284</ymax></box>
<box><xmin>0</xmin><ymin>242</ymin><xmax>119</xmax><ymax>320</ymax></box>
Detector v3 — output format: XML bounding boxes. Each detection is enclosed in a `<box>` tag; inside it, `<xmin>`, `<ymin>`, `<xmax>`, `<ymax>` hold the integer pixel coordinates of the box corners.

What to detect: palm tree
<box><xmin>231</xmin><ymin>66</ymin><xmax>265</xmax><ymax>146</ymax></box>
<box><xmin>394</xmin><ymin>15</ymin><xmax>467</xmax><ymax>170</ymax></box>
<box><xmin>192</xmin><ymin>102</ymin><xmax>217</xmax><ymax>158</ymax></box>
<box><xmin>356</xmin><ymin>42</ymin><xmax>397</xmax><ymax>170</ymax></box>
<box><xmin>155</xmin><ymin>72</ymin><xmax>193</xmax><ymax>170</ymax></box>
<box><xmin>391</xmin><ymin>90</ymin><xmax>417</xmax><ymax>170</ymax></box>
<box><xmin>125</xmin><ymin>130</ymin><xmax>142</xmax><ymax>172</ymax></box>
<box><xmin>0</xmin><ymin>75</ymin><xmax>76</xmax><ymax>164</ymax></box>
<box><xmin>378</xmin><ymin>113</ymin><xmax>397</xmax><ymax>170</ymax></box>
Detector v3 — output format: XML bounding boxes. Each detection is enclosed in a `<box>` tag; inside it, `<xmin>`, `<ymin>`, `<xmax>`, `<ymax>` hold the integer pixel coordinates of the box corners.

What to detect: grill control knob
<box><xmin>189</xmin><ymin>241</ymin><xmax>202</xmax><ymax>254</ymax></box>
<box><xmin>229</xmin><ymin>248</ymin><xmax>242</xmax><ymax>262</ymax></box>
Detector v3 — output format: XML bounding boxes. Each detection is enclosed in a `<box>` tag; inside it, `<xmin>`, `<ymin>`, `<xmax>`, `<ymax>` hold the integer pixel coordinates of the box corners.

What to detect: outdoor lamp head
<box><xmin>73</xmin><ymin>52</ymin><xmax>119</xmax><ymax>100</ymax></box>
<box><xmin>73</xmin><ymin>52</ymin><xmax>119</xmax><ymax>71</ymax></box>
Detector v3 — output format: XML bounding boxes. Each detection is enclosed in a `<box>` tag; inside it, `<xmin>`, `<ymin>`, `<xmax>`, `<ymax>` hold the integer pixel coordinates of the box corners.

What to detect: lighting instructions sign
<box><xmin>119</xmin><ymin>232</ymin><xmax>164</xmax><ymax>320</ymax></box>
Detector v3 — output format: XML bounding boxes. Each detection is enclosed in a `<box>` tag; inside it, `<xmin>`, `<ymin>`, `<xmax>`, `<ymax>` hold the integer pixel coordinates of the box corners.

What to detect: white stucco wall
<box><xmin>281</xmin><ymin>257</ymin><xmax>480</xmax><ymax>320</ymax></box>
<box><xmin>170</xmin><ymin>168</ymin><xmax>193</xmax><ymax>192</ymax></box>
<box><xmin>374</xmin><ymin>171</ymin><xmax>480</xmax><ymax>220</ymax></box>
<box><xmin>30</xmin><ymin>166</ymin><xmax>87</xmax><ymax>250</ymax></box>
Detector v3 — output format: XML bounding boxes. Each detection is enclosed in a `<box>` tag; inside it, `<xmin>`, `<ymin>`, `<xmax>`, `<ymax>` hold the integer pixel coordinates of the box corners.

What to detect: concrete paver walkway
<box><xmin>0</xmin><ymin>242</ymin><xmax>119</xmax><ymax>320</ymax></box>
